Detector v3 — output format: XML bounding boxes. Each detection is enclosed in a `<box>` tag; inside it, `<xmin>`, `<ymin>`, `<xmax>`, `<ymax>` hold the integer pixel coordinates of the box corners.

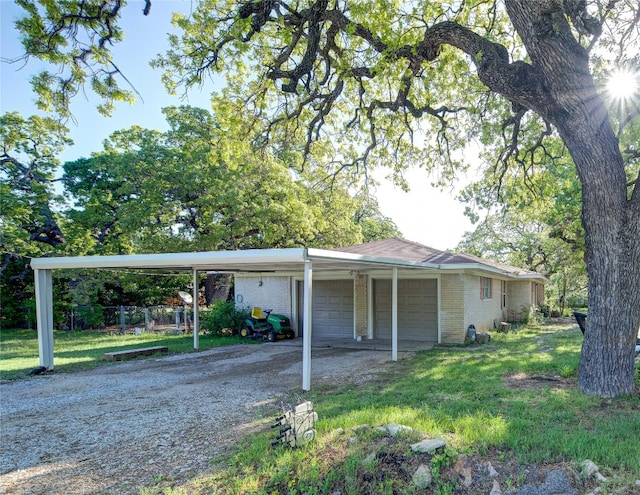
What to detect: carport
<box><xmin>31</xmin><ymin>247</ymin><xmax>438</xmax><ymax>391</ymax></box>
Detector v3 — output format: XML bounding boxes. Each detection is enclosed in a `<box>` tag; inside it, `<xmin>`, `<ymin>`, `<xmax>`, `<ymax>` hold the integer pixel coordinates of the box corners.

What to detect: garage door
<box><xmin>374</xmin><ymin>279</ymin><xmax>438</xmax><ymax>341</ymax></box>
<box><xmin>298</xmin><ymin>280</ymin><xmax>354</xmax><ymax>339</ymax></box>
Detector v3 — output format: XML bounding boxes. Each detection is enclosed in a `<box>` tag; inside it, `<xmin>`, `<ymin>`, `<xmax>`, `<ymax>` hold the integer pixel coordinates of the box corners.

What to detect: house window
<box><xmin>480</xmin><ymin>277</ymin><xmax>492</xmax><ymax>300</ymax></box>
<box><xmin>501</xmin><ymin>281</ymin><xmax>508</xmax><ymax>309</ymax></box>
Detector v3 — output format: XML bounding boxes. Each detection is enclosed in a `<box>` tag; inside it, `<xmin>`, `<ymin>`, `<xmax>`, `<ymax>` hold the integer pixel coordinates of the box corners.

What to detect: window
<box><xmin>501</xmin><ymin>281</ymin><xmax>508</xmax><ymax>309</ymax></box>
<box><xmin>480</xmin><ymin>277</ymin><xmax>492</xmax><ymax>300</ymax></box>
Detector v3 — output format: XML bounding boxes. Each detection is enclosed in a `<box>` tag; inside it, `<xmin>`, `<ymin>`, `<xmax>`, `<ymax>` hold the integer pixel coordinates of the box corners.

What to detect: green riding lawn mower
<box><xmin>240</xmin><ymin>307</ymin><xmax>295</xmax><ymax>342</ymax></box>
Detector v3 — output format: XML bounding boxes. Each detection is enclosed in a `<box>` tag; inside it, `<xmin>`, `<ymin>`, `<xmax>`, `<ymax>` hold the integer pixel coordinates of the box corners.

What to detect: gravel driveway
<box><xmin>0</xmin><ymin>342</ymin><xmax>408</xmax><ymax>495</ymax></box>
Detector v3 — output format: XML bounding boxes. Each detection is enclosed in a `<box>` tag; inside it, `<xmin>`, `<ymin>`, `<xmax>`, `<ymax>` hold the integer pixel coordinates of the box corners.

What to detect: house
<box><xmin>30</xmin><ymin>237</ymin><xmax>545</xmax><ymax>391</ymax></box>
<box><xmin>234</xmin><ymin>238</ymin><xmax>546</xmax><ymax>345</ymax></box>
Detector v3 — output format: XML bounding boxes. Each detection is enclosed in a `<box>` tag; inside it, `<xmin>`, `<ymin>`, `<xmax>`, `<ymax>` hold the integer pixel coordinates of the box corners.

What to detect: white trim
<box><xmin>192</xmin><ymin>269</ymin><xmax>199</xmax><ymax>350</ymax></box>
<box><xmin>35</xmin><ymin>269</ymin><xmax>54</xmax><ymax>369</ymax></box>
<box><xmin>436</xmin><ymin>274</ymin><xmax>442</xmax><ymax>344</ymax></box>
<box><xmin>302</xmin><ymin>261</ymin><xmax>313</xmax><ymax>391</ymax></box>
<box><xmin>392</xmin><ymin>267</ymin><xmax>398</xmax><ymax>362</ymax></box>
<box><xmin>367</xmin><ymin>274</ymin><xmax>374</xmax><ymax>339</ymax></box>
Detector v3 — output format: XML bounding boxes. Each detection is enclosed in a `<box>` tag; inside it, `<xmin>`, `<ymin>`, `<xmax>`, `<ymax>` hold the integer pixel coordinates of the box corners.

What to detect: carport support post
<box><xmin>34</xmin><ymin>269</ymin><xmax>54</xmax><ymax>369</ymax></box>
<box><xmin>392</xmin><ymin>267</ymin><xmax>398</xmax><ymax>362</ymax></box>
<box><xmin>302</xmin><ymin>260</ymin><xmax>313</xmax><ymax>391</ymax></box>
<box><xmin>192</xmin><ymin>269</ymin><xmax>199</xmax><ymax>350</ymax></box>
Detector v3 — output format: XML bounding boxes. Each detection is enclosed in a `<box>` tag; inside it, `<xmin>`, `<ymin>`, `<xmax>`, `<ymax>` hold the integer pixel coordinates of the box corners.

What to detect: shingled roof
<box><xmin>336</xmin><ymin>237</ymin><xmax>543</xmax><ymax>278</ymax></box>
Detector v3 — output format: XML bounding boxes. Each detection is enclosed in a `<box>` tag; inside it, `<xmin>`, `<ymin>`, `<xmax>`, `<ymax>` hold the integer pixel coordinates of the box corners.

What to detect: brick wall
<box><xmin>354</xmin><ymin>273</ymin><xmax>368</xmax><ymax>337</ymax></box>
<box><xmin>463</xmin><ymin>274</ymin><xmax>502</xmax><ymax>333</ymax></box>
<box><xmin>234</xmin><ymin>276</ymin><xmax>292</xmax><ymax>317</ymax></box>
<box><xmin>440</xmin><ymin>273</ymin><xmax>465</xmax><ymax>344</ymax></box>
<box><xmin>506</xmin><ymin>281</ymin><xmax>532</xmax><ymax>321</ymax></box>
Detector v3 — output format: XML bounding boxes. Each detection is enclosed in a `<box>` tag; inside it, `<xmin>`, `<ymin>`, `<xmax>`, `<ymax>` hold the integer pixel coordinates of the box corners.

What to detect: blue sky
<box><xmin>1</xmin><ymin>0</ymin><xmax>474</xmax><ymax>250</ymax></box>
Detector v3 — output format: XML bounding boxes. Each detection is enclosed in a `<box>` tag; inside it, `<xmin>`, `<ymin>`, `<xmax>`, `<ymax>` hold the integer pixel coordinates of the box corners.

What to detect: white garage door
<box><xmin>374</xmin><ymin>279</ymin><xmax>438</xmax><ymax>342</ymax></box>
<box><xmin>299</xmin><ymin>280</ymin><xmax>354</xmax><ymax>339</ymax></box>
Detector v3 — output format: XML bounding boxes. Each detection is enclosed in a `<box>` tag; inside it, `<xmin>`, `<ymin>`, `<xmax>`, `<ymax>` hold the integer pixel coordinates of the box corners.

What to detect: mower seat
<box><xmin>251</xmin><ymin>307</ymin><xmax>266</xmax><ymax>320</ymax></box>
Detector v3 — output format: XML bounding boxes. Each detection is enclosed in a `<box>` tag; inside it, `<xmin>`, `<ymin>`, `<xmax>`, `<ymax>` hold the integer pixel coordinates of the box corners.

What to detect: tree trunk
<box><xmin>203</xmin><ymin>273</ymin><xmax>232</xmax><ymax>306</ymax></box>
<box><xmin>548</xmin><ymin>81</ymin><xmax>640</xmax><ymax>398</ymax></box>
<box><xmin>503</xmin><ymin>0</ymin><xmax>640</xmax><ymax>396</ymax></box>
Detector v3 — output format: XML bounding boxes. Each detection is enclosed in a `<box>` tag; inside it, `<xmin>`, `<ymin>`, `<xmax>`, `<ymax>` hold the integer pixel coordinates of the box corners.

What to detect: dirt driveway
<box><xmin>0</xmin><ymin>342</ymin><xmax>409</xmax><ymax>495</ymax></box>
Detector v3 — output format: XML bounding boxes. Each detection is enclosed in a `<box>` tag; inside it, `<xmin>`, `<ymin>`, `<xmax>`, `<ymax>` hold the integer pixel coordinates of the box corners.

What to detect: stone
<box><xmin>636</xmin><ymin>480</ymin><xmax>640</xmax><ymax>487</ymax></box>
<box><xmin>412</xmin><ymin>464</ymin><xmax>432</xmax><ymax>489</ymax></box>
<box><xmin>351</xmin><ymin>424</ymin><xmax>369</xmax><ymax>433</ymax></box>
<box><xmin>594</xmin><ymin>472</ymin><xmax>607</xmax><ymax>483</ymax></box>
<box><xmin>514</xmin><ymin>470</ymin><xmax>577</xmax><ymax>495</ymax></box>
<box><xmin>386</xmin><ymin>423</ymin><xmax>413</xmax><ymax>436</ymax></box>
<box><xmin>453</xmin><ymin>454</ymin><xmax>473</xmax><ymax>487</ymax></box>
<box><xmin>361</xmin><ymin>452</ymin><xmax>376</xmax><ymax>466</ymax></box>
<box><xmin>477</xmin><ymin>332</ymin><xmax>491</xmax><ymax>344</ymax></box>
<box><xmin>486</xmin><ymin>461</ymin><xmax>499</xmax><ymax>478</ymax></box>
<box><xmin>410</xmin><ymin>438</ymin><xmax>446</xmax><ymax>453</ymax></box>
<box><xmin>334</xmin><ymin>428</ymin><xmax>345</xmax><ymax>436</ymax></box>
<box><xmin>490</xmin><ymin>479</ymin><xmax>502</xmax><ymax>495</ymax></box>
<box><xmin>582</xmin><ymin>459</ymin><xmax>600</xmax><ymax>478</ymax></box>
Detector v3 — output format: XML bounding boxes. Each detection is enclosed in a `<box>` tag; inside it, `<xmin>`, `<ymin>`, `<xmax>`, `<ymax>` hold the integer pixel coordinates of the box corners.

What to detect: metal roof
<box><xmin>30</xmin><ymin>240</ymin><xmax>546</xmax><ymax>280</ymax></box>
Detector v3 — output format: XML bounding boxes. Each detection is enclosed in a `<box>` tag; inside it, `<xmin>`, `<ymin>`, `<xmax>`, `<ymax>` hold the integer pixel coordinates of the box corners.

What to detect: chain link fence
<box><xmin>64</xmin><ymin>305</ymin><xmax>197</xmax><ymax>334</ymax></box>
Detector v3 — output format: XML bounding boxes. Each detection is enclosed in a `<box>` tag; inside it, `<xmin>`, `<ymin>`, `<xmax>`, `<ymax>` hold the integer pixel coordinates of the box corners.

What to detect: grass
<box><xmin>3</xmin><ymin>321</ymin><xmax>640</xmax><ymax>494</ymax></box>
<box><xmin>141</xmin><ymin>321</ymin><xmax>640</xmax><ymax>495</ymax></box>
<box><xmin>0</xmin><ymin>328</ymin><xmax>251</xmax><ymax>380</ymax></box>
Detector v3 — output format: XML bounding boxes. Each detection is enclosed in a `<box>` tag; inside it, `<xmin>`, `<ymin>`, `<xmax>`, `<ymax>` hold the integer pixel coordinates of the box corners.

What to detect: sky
<box><xmin>1</xmin><ymin>0</ymin><xmax>476</xmax><ymax>251</ymax></box>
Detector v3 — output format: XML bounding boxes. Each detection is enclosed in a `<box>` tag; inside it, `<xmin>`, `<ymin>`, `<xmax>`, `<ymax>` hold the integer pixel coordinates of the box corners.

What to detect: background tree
<box><xmin>11</xmin><ymin>1</ymin><xmax>640</xmax><ymax>397</ymax></box>
<box><xmin>62</xmin><ymin>104</ymin><xmax>398</xmax><ymax>305</ymax></box>
<box><xmin>1</xmin><ymin>112</ymin><xmax>71</xmax><ymax>327</ymax></box>
<box><xmin>458</xmin><ymin>136</ymin><xmax>588</xmax><ymax>315</ymax></box>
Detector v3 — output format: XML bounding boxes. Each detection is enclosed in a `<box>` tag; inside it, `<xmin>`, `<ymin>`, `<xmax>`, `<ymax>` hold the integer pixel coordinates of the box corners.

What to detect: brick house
<box><xmin>31</xmin><ymin>237</ymin><xmax>545</xmax><ymax>390</ymax></box>
<box><xmin>234</xmin><ymin>237</ymin><xmax>546</xmax><ymax>346</ymax></box>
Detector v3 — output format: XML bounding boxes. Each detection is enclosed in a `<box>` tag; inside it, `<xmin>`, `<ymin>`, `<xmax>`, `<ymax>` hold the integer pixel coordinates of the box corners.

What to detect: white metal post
<box><xmin>193</xmin><ymin>269</ymin><xmax>199</xmax><ymax>350</ymax></box>
<box><xmin>392</xmin><ymin>267</ymin><xmax>398</xmax><ymax>362</ymax></box>
<box><xmin>302</xmin><ymin>260</ymin><xmax>313</xmax><ymax>391</ymax></box>
<box><xmin>34</xmin><ymin>269</ymin><xmax>54</xmax><ymax>369</ymax></box>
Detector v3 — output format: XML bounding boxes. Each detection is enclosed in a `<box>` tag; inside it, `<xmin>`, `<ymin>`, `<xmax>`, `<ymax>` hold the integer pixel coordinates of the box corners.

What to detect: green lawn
<box><xmin>0</xmin><ymin>328</ymin><xmax>248</xmax><ymax>380</ymax></box>
<box><xmin>3</xmin><ymin>322</ymin><xmax>639</xmax><ymax>494</ymax></box>
<box><xmin>146</xmin><ymin>321</ymin><xmax>640</xmax><ymax>495</ymax></box>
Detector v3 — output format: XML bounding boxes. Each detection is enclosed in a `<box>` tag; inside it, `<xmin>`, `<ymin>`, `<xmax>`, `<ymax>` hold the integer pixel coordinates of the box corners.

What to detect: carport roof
<box><xmin>29</xmin><ymin>246</ymin><xmax>439</xmax><ymax>273</ymax></box>
<box><xmin>30</xmin><ymin>238</ymin><xmax>546</xmax><ymax>280</ymax></box>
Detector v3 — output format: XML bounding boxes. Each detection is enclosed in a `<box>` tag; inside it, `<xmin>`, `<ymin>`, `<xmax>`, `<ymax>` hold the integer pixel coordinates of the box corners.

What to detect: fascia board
<box><xmin>305</xmin><ymin>248</ymin><xmax>440</xmax><ymax>269</ymax></box>
<box><xmin>30</xmin><ymin>248</ymin><xmax>307</xmax><ymax>271</ymax></box>
<box><xmin>438</xmin><ymin>263</ymin><xmax>548</xmax><ymax>281</ymax></box>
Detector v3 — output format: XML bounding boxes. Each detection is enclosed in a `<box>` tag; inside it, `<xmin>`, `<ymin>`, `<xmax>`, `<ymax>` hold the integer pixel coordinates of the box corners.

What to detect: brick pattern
<box><xmin>464</xmin><ymin>274</ymin><xmax>502</xmax><ymax>333</ymax></box>
<box><xmin>234</xmin><ymin>276</ymin><xmax>292</xmax><ymax>317</ymax></box>
<box><xmin>440</xmin><ymin>274</ymin><xmax>465</xmax><ymax>344</ymax></box>
<box><xmin>506</xmin><ymin>281</ymin><xmax>533</xmax><ymax>320</ymax></box>
<box><xmin>354</xmin><ymin>273</ymin><xmax>368</xmax><ymax>337</ymax></box>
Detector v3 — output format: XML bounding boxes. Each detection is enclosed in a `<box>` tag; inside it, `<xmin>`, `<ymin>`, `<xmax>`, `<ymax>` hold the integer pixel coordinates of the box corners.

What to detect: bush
<box><xmin>200</xmin><ymin>301</ymin><xmax>250</xmax><ymax>336</ymax></box>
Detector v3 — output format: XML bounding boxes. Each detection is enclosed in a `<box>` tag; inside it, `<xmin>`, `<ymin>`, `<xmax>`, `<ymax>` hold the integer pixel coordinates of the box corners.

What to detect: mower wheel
<box><xmin>240</xmin><ymin>327</ymin><xmax>252</xmax><ymax>338</ymax></box>
<box><xmin>286</xmin><ymin>330</ymin><xmax>295</xmax><ymax>339</ymax></box>
<box><xmin>266</xmin><ymin>331</ymin><xmax>277</xmax><ymax>342</ymax></box>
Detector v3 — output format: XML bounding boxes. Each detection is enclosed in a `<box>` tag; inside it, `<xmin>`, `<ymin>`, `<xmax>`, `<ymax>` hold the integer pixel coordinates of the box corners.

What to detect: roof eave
<box><xmin>438</xmin><ymin>263</ymin><xmax>547</xmax><ymax>281</ymax></box>
<box><xmin>306</xmin><ymin>248</ymin><xmax>440</xmax><ymax>269</ymax></box>
<box><xmin>30</xmin><ymin>248</ymin><xmax>307</xmax><ymax>271</ymax></box>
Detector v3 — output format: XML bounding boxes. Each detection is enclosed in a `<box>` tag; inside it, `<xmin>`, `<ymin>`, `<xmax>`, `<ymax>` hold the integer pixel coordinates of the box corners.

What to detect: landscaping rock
<box><xmin>486</xmin><ymin>461</ymin><xmax>499</xmax><ymax>478</ymax></box>
<box><xmin>582</xmin><ymin>459</ymin><xmax>599</xmax><ymax>478</ymax></box>
<box><xmin>453</xmin><ymin>454</ymin><xmax>473</xmax><ymax>487</ymax></box>
<box><xmin>361</xmin><ymin>453</ymin><xmax>376</xmax><ymax>466</ymax></box>
<box><xmin>509</xmin><ymin>469</ymin><xmax>577</xmax><ymax>495</ymax></box>
<box><xmin>410</xmin><ymin>438</ymin><xmax>446</xmax><ymax>453</ymax></box>
<box><xmin>386</xmin><ymin>423</ymin><xmax>414</xmax><ymax>436</ymax></box>
<box><xmin>490</xmin><ymin>479</ymin><xmax>503</xmax><ymax>495</ymax></box>
<box><xmin>412</xmin><ymin>464</ymin><xmax>432</xmax><ymax>489</ymax></box>
<box><xmin>477</xmin><ymin>332</ymin><xmax>491</xmax><ymax>344</ymax></box>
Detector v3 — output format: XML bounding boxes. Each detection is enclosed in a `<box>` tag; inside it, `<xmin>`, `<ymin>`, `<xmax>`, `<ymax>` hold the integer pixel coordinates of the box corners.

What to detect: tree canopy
<box><xmin>9</xmin><ymin>0</ymin><xmax>640</xmax><ymax>397</ymax></box>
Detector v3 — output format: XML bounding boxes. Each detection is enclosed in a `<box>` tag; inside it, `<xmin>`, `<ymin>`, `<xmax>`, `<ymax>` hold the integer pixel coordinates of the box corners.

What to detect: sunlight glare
<box><xmin>606</xmin><ymin>70</ymin><xmax>638</xmax><ymax>99</ymax></box>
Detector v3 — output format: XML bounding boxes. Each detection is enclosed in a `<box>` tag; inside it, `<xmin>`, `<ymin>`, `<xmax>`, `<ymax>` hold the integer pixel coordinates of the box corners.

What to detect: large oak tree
<box><xmin>12</xmin><ymin>0</ymin><xmax>640</xmax><ymax>397</ymax></box>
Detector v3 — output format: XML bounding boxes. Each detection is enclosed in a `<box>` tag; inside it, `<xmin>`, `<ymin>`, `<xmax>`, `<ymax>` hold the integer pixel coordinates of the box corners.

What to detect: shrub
<box><xmin>200</xmin><ymin>301</ymin><xmax>250</xmax><ymax>336</ymax></box>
